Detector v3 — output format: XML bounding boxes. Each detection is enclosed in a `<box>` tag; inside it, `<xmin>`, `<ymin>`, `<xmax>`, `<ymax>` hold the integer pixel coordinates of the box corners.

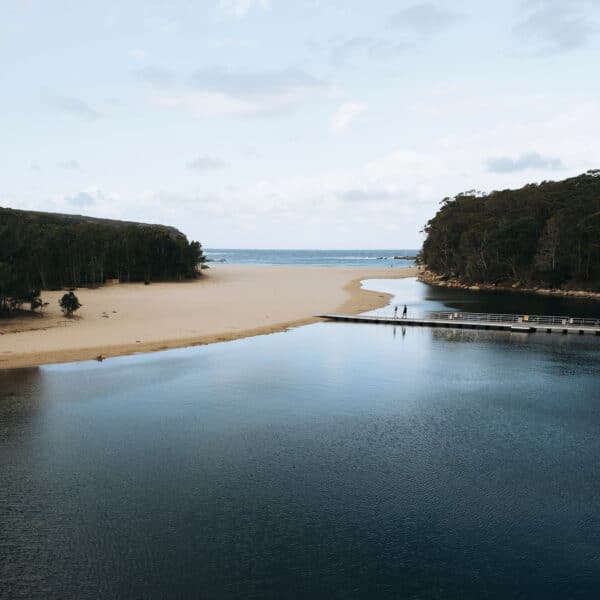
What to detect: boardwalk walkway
<box><xmin>317</xmin><ymin>311</ymin><xmax>600</xmax><ymax>335</ymax></box>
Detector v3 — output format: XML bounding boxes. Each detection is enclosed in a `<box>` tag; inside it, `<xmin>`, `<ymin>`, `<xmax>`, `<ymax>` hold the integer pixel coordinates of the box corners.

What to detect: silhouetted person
<box><xmin>402</xmin><ymin>305</ymin><xmax>407</xmax><ymax>319</ymax></box>
<box><xmin>394</xmin><ymin>305</ymin><xmax>398</xmax><ymax>318</ymax></box>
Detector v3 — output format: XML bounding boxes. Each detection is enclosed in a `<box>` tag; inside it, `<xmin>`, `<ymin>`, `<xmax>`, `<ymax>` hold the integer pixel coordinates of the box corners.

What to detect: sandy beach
<box><xmin>0</xmin><ymin>265</ymin><xmax>417</xmax><ymax>369</ymax></box>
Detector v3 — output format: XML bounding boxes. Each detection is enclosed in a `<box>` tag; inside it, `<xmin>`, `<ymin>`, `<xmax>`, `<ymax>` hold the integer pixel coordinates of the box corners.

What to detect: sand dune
<box><xmin>0</xmin><ymin>265</ymin><xmax>417</xmax><ymax>369</ymax></box>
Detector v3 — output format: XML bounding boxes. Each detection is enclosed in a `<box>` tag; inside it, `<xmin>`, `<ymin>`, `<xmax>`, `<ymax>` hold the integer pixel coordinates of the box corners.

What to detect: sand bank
<box><xmin>0</xmin><ymin>265</ymin><xmax>417</xmax><ymax>369</ymax></box>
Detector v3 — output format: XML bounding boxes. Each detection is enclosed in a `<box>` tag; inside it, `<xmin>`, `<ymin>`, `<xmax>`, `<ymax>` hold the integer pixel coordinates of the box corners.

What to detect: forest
<box><xmin>422</xmin><ymin>171</ymin><xmax>600</xmax><ymax>291</ymax></box>
<box><xmin>0</xmin><ymin>207</ymin><xmax>204</xmax><ymax>314</ymax></box>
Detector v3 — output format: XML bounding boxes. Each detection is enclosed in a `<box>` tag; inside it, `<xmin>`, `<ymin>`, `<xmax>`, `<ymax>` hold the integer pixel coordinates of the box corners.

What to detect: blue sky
<box><xmin>2</xmin><ymin>0</ymin><xmax>599</xmax><ymax>248</ymax></box>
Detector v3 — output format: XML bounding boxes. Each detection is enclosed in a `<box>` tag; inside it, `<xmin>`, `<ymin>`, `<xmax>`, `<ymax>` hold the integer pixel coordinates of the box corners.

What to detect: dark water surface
<box><xmin>1</xmin><ymin>279</ymin><xmax>599</xmax><ymax>599</ymax></box>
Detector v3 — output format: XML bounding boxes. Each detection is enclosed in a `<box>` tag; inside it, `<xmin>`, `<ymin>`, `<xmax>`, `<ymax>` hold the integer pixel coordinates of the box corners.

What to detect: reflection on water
<box><xmin>425</xmin><ymin>283</ymin><xmax>600</xmax><ymax>317</ymax></box>
<box><xmin>0</xmin><ymin>368</ymin><xmax>43</xmax><ymax>438</ymax></box>
<box><xmin>1</xmin><ymin>279</ymin><xmax>599</xmax><ymax>599</ymax></box>
<box><xmin>364</xmin><ymin>277</ymin><xmax>600</xmax><ymax>318</ymax></box>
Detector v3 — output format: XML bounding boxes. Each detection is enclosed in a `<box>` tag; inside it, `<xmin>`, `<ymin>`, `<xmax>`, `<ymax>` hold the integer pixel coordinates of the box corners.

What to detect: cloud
<box><xmin>218</xmin><ymin>0</ymin><xmax>269</xmax><ymax>17</ymax></box>
<box><xmin>242</xmin><ymin>145</ymin><xmax>259</xmax><ymax>157</ymax></box>
<box><xmin>339</xmin><ymin>189</ymin><xmax>405</xmax><ymax>203</ymax></box>
<box><xmin>515</xmin><ymin>0</ymin><xmax>599</xmax><ymax>53</ymax></box>
<box><xmin>231</xmin><ymin>149</ymin><xmax>448</xmax><ymax>215</ymax></box>
<box><xmin>65</xmin><ymin>191</ymin><xmax>96</xmax><ymax>207</ymax></box>
<box><xmin>135</xmin><ymin>66</ymin><xmax>175</xmax><ymax>89</ymax></box>
<box><xmin>389</xmin><ymin>3</ymin><xmax>462</xmax><ymax>35</ymax></box>
<box><xmin>50</xmin><ymin>188</ymin><xmax>225</xmax><ymax>228</ymax></box>
<box><xmin>191</xmin><ymin>66</ymin><xmax>326</xmax><ymax>97</ymax></box>
<box><xmin>59</xmin><ymin>160</ymin><xmax>81</xmax><ymax>171</ymax></box>
<box><xmin>30</xmin><ymin>163</ymin><xmax>41</xmax><ymax>172</ymax></box>
<box><xmin>131</xmin><ymin>48</ymin><xmax>146</xmax><ymax>59</ymax></box>
<box><xmin>152</xmin><ymin>66</ymin><xmax>329</xmax><ymax>118</ymax></box>
<box><xmin>186</xmin><ymin>148</ymin><xmax>449</xmax><ymax>247</ymax></box>
<box><xmin>45</xmin><ymin>94</ymin><xmax>101</xmax><ymax>121</ymax></box>
<box><xmin>331</xmin><ymin>102</ymin><xmax>365</xmax><ymax>131</ymax></box>
<box><xmin>151</xmin><ymin>191</ymin><xmax>221</xmax><ymax>205</ymax></box>
<box><xmin>331</xmin><ymin>36</ymin><xmax>411</xmax><ymax>67</ymax></box>
<box><xmin>154</xmin><ymin>91</ymin><xmax>261</xmax><ymax>117</ymax></box>
<box><xmin>486</xmin><ymin>152</ymin><xmax>564</xmax><ymax>173</ymax></box>
<box><xmin>186</xmin><ymin>155</ymin><xmax>227</xmax><ymax>171</ymax></box>
<box><xmin>35</xmin><ymin>101</ymin><xmax>600</xmax><ymax>249</ymax></box>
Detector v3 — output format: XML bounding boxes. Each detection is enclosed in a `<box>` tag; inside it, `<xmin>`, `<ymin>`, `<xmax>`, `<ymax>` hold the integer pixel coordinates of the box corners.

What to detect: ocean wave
<box><xmin>320</xmin><ymin>256</ymin><xmax>390</xmax><ymax>260</ymax></box>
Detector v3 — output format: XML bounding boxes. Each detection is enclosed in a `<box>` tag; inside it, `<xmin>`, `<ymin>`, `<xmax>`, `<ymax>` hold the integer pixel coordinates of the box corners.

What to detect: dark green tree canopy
<box><xmin>0</xmin><ymin>208</ymin><xmax>205</xmax><ymax>315</ymax></box>
<box><xmin>422</xmin><ymin>171</ymin><xmax>600</xmax><ymax>291</ymax></box>
<box><xmin>59</xmin><ymin>291</ymin><xmax>81</xmax><ymax>317</ymax></box>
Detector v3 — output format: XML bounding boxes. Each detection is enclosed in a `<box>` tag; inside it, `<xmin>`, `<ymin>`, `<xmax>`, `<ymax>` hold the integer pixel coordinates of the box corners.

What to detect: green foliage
<box><xmin>0</xmin><ymin>208</ymin><xmax>205</xmax><ymax>316</ymax></box>
<box><xmin>59</xmin><ymin>291</ymin><xmax>81</xmax><ymax>317</ymax></box>
<box><xmin>422</xmin><ymin>171</ymin><xmax>600</xmax><ymax>291</ymax></box>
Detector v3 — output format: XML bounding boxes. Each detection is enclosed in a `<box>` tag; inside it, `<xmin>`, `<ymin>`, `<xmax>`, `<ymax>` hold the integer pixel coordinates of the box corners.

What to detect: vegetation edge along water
<box><xmin>420</xmin><ymin>170</ymin><xmax>600</xmax><ymax>298</ymax></box>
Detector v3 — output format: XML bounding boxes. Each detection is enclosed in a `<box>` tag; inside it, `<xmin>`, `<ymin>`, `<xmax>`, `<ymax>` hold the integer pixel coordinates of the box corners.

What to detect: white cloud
<box><xmin>229</xmin><ymin>149</ymin><xmax>447</xmax><ymax>217</ymax></box>
<box><xmin>152</xmin><ymin>66</ymin><xmax>330</xmax><ymax>118</ymax></box>
<box><xmin>44</xmin><ymin>93</ymin><xmax>101</xmax><ymax>121</ymax></box>
<box><xmin>331</xmin><ymin>36</ymin><xmax>411</xmax><ymax>67</ymax></box>
<box><xmin>59</xmin><ymin>160</ymin><xmax>82</xmax><ymax>171</ymax></box>
<box><xmin>52</xmin><ymin>187</ymin><xmax>221</xmax><ymax>227</ymax></box>
<box><xmin>437</xmin><ymin>101</ymin><xmax>600</xmax><ymax>184</ymax></box>
<box><xmin>186</xmin><ymin>155</ymin><xmax>227</xmax><ymax>172</ymax></box>
<box><xmin>135</xmin><ymin>66</ymin><xmax>175</xmax><ymax>89</ymax></box>
<box><xmin>70</xmin><ymin>192</ymin><xmax>95</xmax><ymax>207</ymax></box>
<box><xmin>218</xmin><ymin>0</ymin><xmax>269</xmax><ymax>18</ymax></box>
<box><xmin>331</xmin><ymin>102</ymin><xmax>365</xmax><ymax>131</ymax></box>
<box><xmin>191</xmin><ymin>66</ymin><xmax>326</xmax><ymax>97</ymax></box>
<box><xmin>515</xmin><ymin>0</ymin><xmax>599</xmax><ymax>54</ymax></box>
<box><xmin>389</xmin><ymin>3</ymin><xmax>463</xmax><ymax>35</ymax></box>
<box><xmin>153</xmin><ymin>91</ymin><xmax>265</xmax><ymax>117</ymax></box>
<box><xmin>339</xmin><ymin>189</ymin><xmax>407</xmax><ymax>203</ymax></box>
<box><xmin>193</xmin><ymin>149</ymin><xmax>446</xmax><ymax>246</ymax></box>
<box><xmin>34</xmin><ymin>101</ymin><xmax>600</xmax><ymax>248</ymax></box>
<box><xmin>65</xmin><ymin>190</ymin><xmax>98</xmax><ymax>207</ymax></box>
<box><xmin>486</xmin><ymin>152</ymin><xmax>564</xmax><ymax>173</ymax></box>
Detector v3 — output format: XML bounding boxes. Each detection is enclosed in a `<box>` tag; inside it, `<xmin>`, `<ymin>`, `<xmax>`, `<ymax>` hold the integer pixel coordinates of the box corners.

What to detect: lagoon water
<box><xmin>1</xmin><ymin>278</ymin><xmax>599</xmax><ymax>599</ymax></box>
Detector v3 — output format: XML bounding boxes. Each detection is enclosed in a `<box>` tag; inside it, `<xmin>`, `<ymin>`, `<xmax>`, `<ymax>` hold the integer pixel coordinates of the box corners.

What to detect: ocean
<box><xmin>203</xmin><ymin>248</ymin><xmax>419</xmax><ymax>268</ymax></box>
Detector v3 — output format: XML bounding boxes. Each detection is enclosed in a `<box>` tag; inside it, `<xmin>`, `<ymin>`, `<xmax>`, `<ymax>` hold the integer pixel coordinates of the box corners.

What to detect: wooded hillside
<box><xmin>422</xmin><ymin>171</ymin><xmax>600</xmax><ymax>291</ymax></box>
<box><xmin>0</xmin><ymin>207</ymin><xmax>204</xmax><ymax>313</ymax></box>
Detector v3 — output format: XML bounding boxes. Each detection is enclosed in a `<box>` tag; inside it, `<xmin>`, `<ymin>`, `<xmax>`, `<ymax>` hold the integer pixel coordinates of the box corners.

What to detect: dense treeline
<box><xmin>422</xmin><ymin>171</ymin><xmax>600</xmax><ymax>291</ymax></box>
<box><xmin>0</xmin><ymin>207</ymin><xmax>204</xmax><ymax>313</ymax></box>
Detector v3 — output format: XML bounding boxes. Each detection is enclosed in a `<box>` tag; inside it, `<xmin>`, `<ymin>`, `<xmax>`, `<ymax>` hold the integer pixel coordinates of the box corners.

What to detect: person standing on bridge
<box><xmin>394</xmin><ymin>305</ymin><xmax>398</xmax><ymax>319</ymax></box>
<box><xmin>402</xmin><ymin>305</ymin><xmax>408</xmax><ymax>319</ymax></box>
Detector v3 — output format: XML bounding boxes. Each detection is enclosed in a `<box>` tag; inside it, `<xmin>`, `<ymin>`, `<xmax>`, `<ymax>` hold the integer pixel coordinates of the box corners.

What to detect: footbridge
<box><xmin>317</xmin><ymin>311</ymin><xmax>600</xmax><ymax>335</ymax></box>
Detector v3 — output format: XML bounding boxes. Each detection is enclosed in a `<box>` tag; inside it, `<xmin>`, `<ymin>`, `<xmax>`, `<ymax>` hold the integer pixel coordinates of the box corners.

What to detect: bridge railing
<box><xmin>426</xmin><ymin>311</ymin><xmax>600</xmax><ymax>327</ymax></box>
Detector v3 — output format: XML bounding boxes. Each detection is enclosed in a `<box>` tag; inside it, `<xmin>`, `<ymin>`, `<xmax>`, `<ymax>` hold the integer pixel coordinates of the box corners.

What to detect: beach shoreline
<box><xmin>0</xmin><ymin>265</ymin><xmax>417</xmax><ymax>369</ymax></box>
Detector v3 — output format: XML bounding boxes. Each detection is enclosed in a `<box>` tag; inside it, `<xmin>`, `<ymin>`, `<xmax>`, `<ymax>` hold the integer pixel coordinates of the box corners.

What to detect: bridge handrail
<box><xmin>426</xmin><ymin>311</ymin><xmax>600</xmax><ymax>327</ymax></box>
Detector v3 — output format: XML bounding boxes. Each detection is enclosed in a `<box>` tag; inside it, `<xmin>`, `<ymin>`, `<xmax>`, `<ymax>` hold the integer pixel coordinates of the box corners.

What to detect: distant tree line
<box><xmin>0</xmin><ymin>207</ymin><xmax>204</xmax><ymax>314</ymax></box>
<box><xmin>422</xmin><ymin>170</ymin><xmax>600</xmax><ymax>291</ymax></box>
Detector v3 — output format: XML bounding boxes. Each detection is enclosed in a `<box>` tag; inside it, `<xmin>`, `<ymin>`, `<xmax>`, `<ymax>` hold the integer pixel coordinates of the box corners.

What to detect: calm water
<box><xmin>203</xmin><ymin>248</ymin><xmax>418</xmax><ymax>268</ymax></box>
<box><xmin>1</xmin><ymin>279</ymin><xmax>599</xmax><ymax>599</ymax></box>
<box><xmin>364</xmin><ymin>278</ymin><xmax>600</xmax><ymax>319</ymax></box>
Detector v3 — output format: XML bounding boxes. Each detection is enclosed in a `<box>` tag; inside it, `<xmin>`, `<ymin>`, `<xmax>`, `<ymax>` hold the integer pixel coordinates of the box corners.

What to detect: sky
<box><xmin>1</xmin><ymin>0</ymin><xmax>600</xmax><ymax>249</ymax></box>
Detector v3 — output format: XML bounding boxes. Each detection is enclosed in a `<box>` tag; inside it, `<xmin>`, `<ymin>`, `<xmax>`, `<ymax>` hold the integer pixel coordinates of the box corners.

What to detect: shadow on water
<box><xmin>364</xmin><ymin>277</ymin><xmax>600</xmax><ymax>318</ymax></box>
<box><xmin>423</xmin><ymin>281</ymin><xmax>600</xmax><ymax>318</ymax></box>
<box><xmin>0</xmin><ymin>368</ymin><xmax>44</xmax><ymax>438</ymax></box>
